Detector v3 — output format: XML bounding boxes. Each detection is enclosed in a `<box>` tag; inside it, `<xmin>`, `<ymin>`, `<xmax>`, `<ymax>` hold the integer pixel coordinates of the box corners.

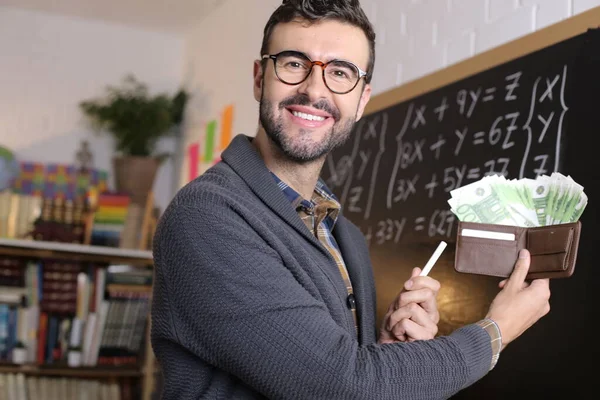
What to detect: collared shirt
<box><xmin>271</xmin><ymin>173</ymin><xmax>358</xmax><ymax>336</ymax></box>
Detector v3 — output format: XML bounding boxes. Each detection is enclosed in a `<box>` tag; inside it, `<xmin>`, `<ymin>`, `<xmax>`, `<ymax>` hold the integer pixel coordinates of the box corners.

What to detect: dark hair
<box><xmin>260</xmin><ymin>0</ymin><xmax>376</xmax><ymax>83</ymax></box>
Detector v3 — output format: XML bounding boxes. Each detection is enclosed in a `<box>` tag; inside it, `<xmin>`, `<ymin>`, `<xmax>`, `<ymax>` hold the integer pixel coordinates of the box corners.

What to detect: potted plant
<box><xmin>79</xmin><ymin>74</ymin><xmax>188</xmax><ymax>204</ymax></box>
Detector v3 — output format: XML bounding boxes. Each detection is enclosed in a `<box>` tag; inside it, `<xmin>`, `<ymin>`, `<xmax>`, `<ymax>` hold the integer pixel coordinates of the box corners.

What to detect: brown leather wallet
<box><xmin>454</xmin><ymin>221</ymin><xmax>581</xmax><ymax>279</ymax></box>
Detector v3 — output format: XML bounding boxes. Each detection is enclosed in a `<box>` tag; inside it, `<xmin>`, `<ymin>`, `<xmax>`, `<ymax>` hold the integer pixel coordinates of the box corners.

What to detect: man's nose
<box><xmin>297</xmin><ymin>64</ymin><xmax>329</xmax><ymax>101</ymax></box>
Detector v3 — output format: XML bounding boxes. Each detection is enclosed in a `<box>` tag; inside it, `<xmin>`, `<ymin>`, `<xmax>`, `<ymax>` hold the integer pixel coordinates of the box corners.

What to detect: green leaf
<box><xmin>79</xmin><ymin>74</ymin><xmax>189</xmax><ymax>157</ymax></box>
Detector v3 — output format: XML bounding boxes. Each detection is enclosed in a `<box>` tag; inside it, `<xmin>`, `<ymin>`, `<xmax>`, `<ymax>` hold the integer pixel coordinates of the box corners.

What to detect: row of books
<box><xmin>0</xmin><ymin>373</ymin><xmax>136</xmax><ymax>400</ymax></box>
<box><xmin>0</xmin><ymin>189</ymin><xmax>93</xmax><ymax>244</ymax></box>
<box><xmin>0</xmin><ymin>257</ymin><xmax>152</xmax><ymax>367</ymax></box>
<box><xmin>1</xmin><ymin>188</ymin><xmax>139</xmax><ymax>249</ymax></box>
<box><xmin>89</xmin><ymin>193</ymin><xmax>131</xmax><ymax>248</ymax></box>
<box><xmin>0</xmin><ymin>191</ymin><xmax>42</xmax><ymax>240</ymax></box>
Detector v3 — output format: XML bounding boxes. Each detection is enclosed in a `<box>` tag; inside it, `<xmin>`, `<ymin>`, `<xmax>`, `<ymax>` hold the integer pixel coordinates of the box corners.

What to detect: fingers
<box><xmin>381</xmin><ymin>271</ymin><xmax>441</xmax><ymax>343</ymax></box>
<box><xmin>499</xmin><ymin>279</ymin><xmax>530</xmax><ymax>290</ymax></box>
<box><xmin>505</xmin><ymin>249</ymin><xmax>531</xmax><ymax>292</ymax></box>
<box><xmin>387</xmin><ymin>302</ymin><xmax>429</xmax><ymax>330</ymax></box>
<box><xmin>529</xmin><ymin>277</ymin><xmax>550</xmax><ymax>290</ymax></box>
<box><xmin>398</xmin><ymin>275</ymin><xmax>441</xmax><ymax>322</ymax></box>
<box><xmin>404</xmin><ymin>275</ymin><xmax>441</xmax><ymax>293</ymax></box>
<box><xmin>402</xmin><ymin>319</ymin><xmax>438</xmax><ymax>341</ymax></box>
<box><xmin>395</xmin><ymin>287</ymin><xmax>439</xmax><ymax>318</ymax></box>
<box><xmin>378</xmin><ymin>329</ymin><xmax>406</xmax><ymax>344</ymax></box>
<box><xmin>529</xmin><ymin>278</ymin><xmax>551</xmax><ymax>302</ymax></box>
<box><xmin>388</xmin><ymin>304</ymin><xmax>438</xmax><ymax>340</ymax></box>
<box><xmin>384</xmin><ymin>269</ymin><xmax>432</xmax><ymax>312</ymax></box>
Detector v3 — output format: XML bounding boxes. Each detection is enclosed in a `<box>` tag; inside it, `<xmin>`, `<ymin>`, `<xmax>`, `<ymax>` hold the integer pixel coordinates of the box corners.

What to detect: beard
<box><xmin>259</xmin><ymin>92</ymin><xmax>357</xmax><ymax>164</ymax></box>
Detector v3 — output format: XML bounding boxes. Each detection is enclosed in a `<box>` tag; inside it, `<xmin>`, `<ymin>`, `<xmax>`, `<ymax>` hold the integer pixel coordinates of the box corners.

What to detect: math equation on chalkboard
<box><xmin>322</xmin><ymin>35</ymin><xmax>581</xmax><ymax>248</ymax></box>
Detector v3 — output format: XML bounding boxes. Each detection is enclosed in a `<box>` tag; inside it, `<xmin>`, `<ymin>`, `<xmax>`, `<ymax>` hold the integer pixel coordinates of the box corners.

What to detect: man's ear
<box><xmin>355</xmin><ymin>83</ymin><xmax>372</xmax><ymax>121</ymax></box>
<box><xmin>253</xmin><ymin>60</ymin><xmax>264</xmax><ymax>102</ymax></box>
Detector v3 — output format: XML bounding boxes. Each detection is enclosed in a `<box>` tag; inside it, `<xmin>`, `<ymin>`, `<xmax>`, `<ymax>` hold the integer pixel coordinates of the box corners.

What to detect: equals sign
<box><xmin>467</xmin><ymin>168</ymin><xmax>481</xmax><ymax>180</ymax></box>
<box><xmin>414</xmin><ymin>217</ymin><xmax>426</xmax><ymax>231</ymax></box>
<box><xmin>483</xmin><ymin>87</ymin><xmax>496</xmax><ymax>102</ymax></box>
<box><xmin>473</xmin><ymin>131</ymin><xmax>485</xmax><ymax>145</ymax></box>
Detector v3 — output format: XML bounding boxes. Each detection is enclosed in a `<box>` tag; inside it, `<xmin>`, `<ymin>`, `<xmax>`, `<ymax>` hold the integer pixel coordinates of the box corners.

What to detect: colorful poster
<box><xmin>12</xmin><ymin>162</ymin><xmax>107</xmax><ymax>201</ymax></box>
<box><xmin>184</xmin><ymin>104</ymin><xmax>236</xmax><ymax>181</ymax></box>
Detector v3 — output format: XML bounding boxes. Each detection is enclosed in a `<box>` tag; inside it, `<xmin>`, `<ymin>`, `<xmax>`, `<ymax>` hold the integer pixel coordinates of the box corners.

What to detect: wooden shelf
<box><xmin>0</xmin><ymin>238</ymin><xmax>153</xmax><ymax>266</ymax></box>
<box><xmin>0</xmin><ymin>222</ymin><xmax>157</xmax><ymax>398</ymax></box>
<box><xmin>0</xmin><ymin>364</ymin><xmax>143</xmax><ymax>378</ymax></box>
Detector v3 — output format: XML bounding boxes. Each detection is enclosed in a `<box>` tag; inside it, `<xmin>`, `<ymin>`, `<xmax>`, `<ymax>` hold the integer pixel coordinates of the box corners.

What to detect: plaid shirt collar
<box><xmin>271</xmin><ymin>172</ymin><xmax>341</xmax><ymax>229</ymax></box>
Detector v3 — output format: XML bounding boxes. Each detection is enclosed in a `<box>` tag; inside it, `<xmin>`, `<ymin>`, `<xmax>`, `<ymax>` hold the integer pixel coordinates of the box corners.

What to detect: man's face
<box><xmin>254</xmin><ymin>19</ymin><xmax>372</xmax><ymax>163</ymax></box>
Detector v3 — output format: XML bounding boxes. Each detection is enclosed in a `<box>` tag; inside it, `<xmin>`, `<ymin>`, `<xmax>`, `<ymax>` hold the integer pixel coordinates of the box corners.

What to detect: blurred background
<box><xmin>0</xmin><ymin>0</ymin><xmax>598</xmax><ymax>399</ymax></box>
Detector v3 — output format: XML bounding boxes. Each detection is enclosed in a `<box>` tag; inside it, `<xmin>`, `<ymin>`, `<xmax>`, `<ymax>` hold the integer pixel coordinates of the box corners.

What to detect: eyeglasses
<box><xmin>262</xmin><ymin>50</ymin><xmax>369</xmax><ymax>95</ymax></box>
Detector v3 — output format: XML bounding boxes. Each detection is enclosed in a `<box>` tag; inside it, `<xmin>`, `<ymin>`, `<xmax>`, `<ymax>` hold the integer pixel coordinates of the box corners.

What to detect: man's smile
<box><xmin>285</xmin><ymin>105</ymin><xmax>334</xmax><ymax>128</ymax></box>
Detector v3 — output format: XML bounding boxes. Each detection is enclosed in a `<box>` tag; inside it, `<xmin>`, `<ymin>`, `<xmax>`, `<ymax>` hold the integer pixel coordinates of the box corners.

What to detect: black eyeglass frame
<box><xmin>261</xmin><ymin>50</ymin><xmax>369</xmax><ymax>95</ymax></box>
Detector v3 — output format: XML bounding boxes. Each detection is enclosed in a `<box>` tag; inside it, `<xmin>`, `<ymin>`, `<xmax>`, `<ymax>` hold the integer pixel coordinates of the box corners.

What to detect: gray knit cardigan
<box><xmin>151</xmin><ymin>134</ymin><xmax>492</xmax><ymax>399</ymax></box>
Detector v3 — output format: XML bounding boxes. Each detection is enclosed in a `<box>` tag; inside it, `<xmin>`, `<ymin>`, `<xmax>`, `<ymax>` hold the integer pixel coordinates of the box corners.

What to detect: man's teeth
<box><xmin>292</xmin><ymin>111</ymin><xmax>326</xmax><ymax>121</ymax></box>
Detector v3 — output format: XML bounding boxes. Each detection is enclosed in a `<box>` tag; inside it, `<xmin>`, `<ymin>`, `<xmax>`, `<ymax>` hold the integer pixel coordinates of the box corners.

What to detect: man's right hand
<box><xmin>486</xmin><ymin>248</ymin><xmax>551</xmax><ymax>348</ymax></box>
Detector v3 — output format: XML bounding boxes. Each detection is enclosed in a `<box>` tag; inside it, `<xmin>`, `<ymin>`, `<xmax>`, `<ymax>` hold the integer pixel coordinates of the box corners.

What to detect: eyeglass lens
<box><xmin>274</xmin><ymin>51</ymin><xmax>360</xmax><ymax>94</ymax></box>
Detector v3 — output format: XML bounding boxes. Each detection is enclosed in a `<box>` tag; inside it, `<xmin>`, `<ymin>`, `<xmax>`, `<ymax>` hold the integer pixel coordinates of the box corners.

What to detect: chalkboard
<box><xmin>321</xmin><ymin>8</ymin><xmax>599</xmax><ymax>399</ymax></box>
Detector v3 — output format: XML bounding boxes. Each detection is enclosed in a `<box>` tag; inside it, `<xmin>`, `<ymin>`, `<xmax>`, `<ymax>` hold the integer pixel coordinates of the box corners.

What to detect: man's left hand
<box><xmin>379</xmin><ymin>267</ymin><xmax>441</xmax><ymax>344</ymax></box>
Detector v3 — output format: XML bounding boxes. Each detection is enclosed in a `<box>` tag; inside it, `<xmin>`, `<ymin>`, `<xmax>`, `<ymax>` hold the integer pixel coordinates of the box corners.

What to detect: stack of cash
<box><xmin>448</xmin><ymin>173</ymin><xmax>587</xmax><ymax>227</ymax></box>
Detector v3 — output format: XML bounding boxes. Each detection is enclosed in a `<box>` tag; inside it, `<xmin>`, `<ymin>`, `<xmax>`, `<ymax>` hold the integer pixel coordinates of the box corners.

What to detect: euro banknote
<box><xmin>448</xmin><ymin>173</ymin><xmax>587</xmax><ymax>226</ymax></box>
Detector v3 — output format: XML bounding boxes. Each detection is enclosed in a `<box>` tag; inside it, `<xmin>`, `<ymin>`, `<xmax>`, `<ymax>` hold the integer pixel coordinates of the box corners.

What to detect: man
<box><xmin>151</xmin><ymin>0</ymin><xmax>551</xmax><ymax>398</ymax></box>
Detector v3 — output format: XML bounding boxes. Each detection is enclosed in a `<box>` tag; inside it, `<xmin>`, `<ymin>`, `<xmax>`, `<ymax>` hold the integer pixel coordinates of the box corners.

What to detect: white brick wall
<box><xmin>527</xmin><ymin>0</ymin><xmax>572</xmax><ymax>29</ymax></box>
<box><xmin>475</xmin><ymin>4</ymin><xmax>535</xmax><ymax>52</ymax></box>
<box><xmin>180</xmin><ymin>0</ymin><xmax>599</xmax><ymax>185</ymax></box>
<box><xmin>488</xmin><ymin>0</ymin><xmax>521</xmax><ymax>22</ymax></box>
<box><xmin>574</xmin><ymin>0</ymin><xmax>600</xmax><ymax>13</ymax></box>
<box><xmin>365</xmin><ymin>0</ymin><xmax>600</xmax><ymax>92</ymax></box>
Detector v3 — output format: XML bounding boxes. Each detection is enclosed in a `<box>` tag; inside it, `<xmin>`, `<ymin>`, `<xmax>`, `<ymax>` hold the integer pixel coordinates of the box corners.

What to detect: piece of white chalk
<box><xmin>419</xmin><ymin>241</ymin><xmax>447</xmax><ymax>276</ymax></box>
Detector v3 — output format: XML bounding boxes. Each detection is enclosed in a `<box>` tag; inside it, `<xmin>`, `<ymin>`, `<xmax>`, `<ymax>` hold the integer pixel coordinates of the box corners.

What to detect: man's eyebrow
<box><xmin>306</xmin><ymin>51</ymin><xmax>359</xmax><ymax>64</ymax></box>
<box><xmin>273</xmin><ymin>48</ymin><xmax>364</xmax><ymax>67</ymax></box>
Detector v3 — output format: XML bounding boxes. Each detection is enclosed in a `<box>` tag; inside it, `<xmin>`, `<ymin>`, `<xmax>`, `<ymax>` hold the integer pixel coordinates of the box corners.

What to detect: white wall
<box><xmin>366</xmin><ymin>0</ymin><xmax>600</xmax><ymax>93</ymax></box>
<box><xmin>181</xmin><ymin>0</ymin><xmax>281</xmax><ymax>185</ymax></box>
<box><xmin>0</xmin><ymin>6</ymin><xmax>184</xmax><ymax>212</ymax></box>
<box><xmin>181</xmin><ymin>0</ymin><xmax>600</xmax><ymax>185</ymax></box>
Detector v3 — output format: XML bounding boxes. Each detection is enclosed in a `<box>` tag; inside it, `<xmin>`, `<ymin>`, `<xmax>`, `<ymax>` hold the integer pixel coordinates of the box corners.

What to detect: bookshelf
<box><xmin>0</xmin><ymin>364</ymin><xmax>143</xmax><ymax>378</ymax></box>
<box><xmin>0</xmin><ymin>238</ymin><xmax>157</xmax><ymax>400</ymax></box>
<box><xmin>0</xmin><ymin>238</ymin><xmax>153</xmax><ymax>266</ymax></box>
